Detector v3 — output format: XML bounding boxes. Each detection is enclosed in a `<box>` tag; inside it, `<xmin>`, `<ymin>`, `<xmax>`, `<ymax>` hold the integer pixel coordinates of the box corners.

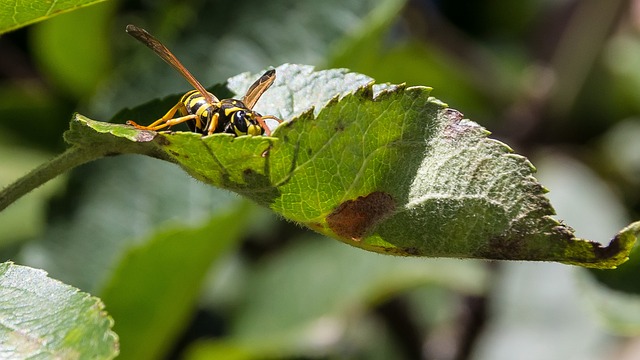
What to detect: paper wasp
<box><xmin>125</xmin><ymin>24</ymin><xmax>280</xmax><ymax>136</ymax></box>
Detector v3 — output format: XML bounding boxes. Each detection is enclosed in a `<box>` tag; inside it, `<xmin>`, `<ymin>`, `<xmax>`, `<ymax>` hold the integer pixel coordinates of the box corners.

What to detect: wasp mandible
<box><xmin>125</xmin><ymin>24</ymin><xmax>281</xmax><ymax>136</ymax></box>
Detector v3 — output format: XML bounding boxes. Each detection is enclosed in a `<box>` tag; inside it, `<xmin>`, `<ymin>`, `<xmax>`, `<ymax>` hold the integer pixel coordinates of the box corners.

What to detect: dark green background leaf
<box><xmin>100</xmin><ymin>203</ymin><xmax>249</xmax><ymax>360</ymax></box>
<box><xmin>185</xmin><ymin>237</ymin><xmax>488</xmax><ymax>359</ymax></box>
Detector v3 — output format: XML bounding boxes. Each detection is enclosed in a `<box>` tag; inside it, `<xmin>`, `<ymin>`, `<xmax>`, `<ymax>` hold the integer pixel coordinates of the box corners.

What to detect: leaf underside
<box><xmin>65</xmin><ymin>64</ymin><xmax>638</xmax><ymax>269</ymax></box>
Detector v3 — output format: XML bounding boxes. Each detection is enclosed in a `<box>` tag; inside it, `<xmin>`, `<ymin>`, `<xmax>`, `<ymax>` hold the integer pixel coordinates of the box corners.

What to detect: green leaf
<box><xmin>99</xmin><ymin>203</ymin><xmax>249</xmax><ymax>360</ymax></box>
<box><xmin>31</xmin><ymin>1</ymin><xmax>113</xmax><ymax>97</ymax></box>
<box><xmin>0</xmin><ymin>262</ymin><xmax>118</xmax><ymax>359</ymax></box>
<box><xmin>61</xmin><ymin>64</ymin><xmax>639</xmax><ymax>268</ymax></box>
<box><xmin>0</xmin><ymin>0</ymin><xmax>107</xmax><ymax>34</ymax></box>
<box><xmin>234</xmin><ymin>237</ymin><xmax>487</xmax><ymax>336</ymax></box>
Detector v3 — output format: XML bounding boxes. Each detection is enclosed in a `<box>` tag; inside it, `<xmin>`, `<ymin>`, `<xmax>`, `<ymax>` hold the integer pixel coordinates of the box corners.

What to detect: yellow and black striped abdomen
<box><xmin>180</xmin><ymin>90</ymin><xmax>220</xmax><ymax>133</ymax></box>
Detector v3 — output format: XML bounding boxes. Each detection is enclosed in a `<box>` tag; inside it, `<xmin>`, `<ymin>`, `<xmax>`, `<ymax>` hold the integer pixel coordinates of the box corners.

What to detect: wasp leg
<box><xmin>206</xmin><ymin>112</ymin><xmax>220</xmax><ymax>136</ymax></box>
<box><xmin>127</xmin><ymin>102</ymin><xmax>189</xmax><ymax>130</ymax></box>
<box><xmin>132</xmin><ymin>114</ymin><xmax>199</xmax><ymax>131</ymax></box>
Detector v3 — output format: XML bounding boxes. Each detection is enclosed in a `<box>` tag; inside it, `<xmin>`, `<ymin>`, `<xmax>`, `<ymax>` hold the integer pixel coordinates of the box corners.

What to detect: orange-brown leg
<box><xmin>127</xmin><ymin>102</ymin><xmax>193</xmax><ymax>131</ymax></box>
<box><xmin>255</xmin><ymin>116</ymin><xmax>271</xmax><ymax>136</ymax></box>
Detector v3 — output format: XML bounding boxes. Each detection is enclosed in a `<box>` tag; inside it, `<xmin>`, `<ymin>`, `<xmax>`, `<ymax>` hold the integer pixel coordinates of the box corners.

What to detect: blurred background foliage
<box><xmin>1</xmin><ymin>0</ymin><xmax>639</xmax><ymax>359</ymax></box>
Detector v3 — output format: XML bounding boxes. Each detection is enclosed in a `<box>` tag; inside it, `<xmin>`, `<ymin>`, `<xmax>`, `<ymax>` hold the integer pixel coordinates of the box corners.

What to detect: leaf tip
<box><xmin>561</xmin><ymin>221</ymin><xmax>639</xmax><ymax>269</ymax></box>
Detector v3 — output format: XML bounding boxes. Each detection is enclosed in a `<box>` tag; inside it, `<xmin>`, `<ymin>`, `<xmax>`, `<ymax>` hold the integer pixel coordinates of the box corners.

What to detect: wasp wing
<box><xmin>125</xmin><ymin>24</ymin><xmax>218</xmax><ymax>105</ymax></box>
<box><xmin>242</xmin><ymin>69</ymin><xmax>276</xmax><ymax>109</ymax></box>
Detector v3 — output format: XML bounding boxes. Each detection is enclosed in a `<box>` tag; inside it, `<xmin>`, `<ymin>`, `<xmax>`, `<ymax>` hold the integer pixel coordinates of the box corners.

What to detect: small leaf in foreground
<box><xmin>0</xmin><ymin>262</ymin><xmax>118</xmax><ymax>359</ymax></box>
<box><xmin>63</xmin><ymin>64</ymin><xmax>638</xmax><ymax>268</ymax></box>
<box><xmin>0</xmin><ymin>0</ymin><xmax>108</xmax><ymax>34</ymax></box>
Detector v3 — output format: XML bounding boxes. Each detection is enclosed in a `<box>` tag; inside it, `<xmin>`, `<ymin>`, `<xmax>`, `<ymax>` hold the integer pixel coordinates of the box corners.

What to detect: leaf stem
<box><xmin>0</xmin><ymin>146</ymin><xmax>100</xmax><ymax>212</ymax></box>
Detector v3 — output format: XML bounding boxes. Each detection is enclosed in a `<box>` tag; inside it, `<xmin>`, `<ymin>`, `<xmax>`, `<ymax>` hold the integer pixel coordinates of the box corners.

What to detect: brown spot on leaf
<box><xmin>403</xmin><ymin>247</ymin><xmax>420</xmax><ymax>256</ymax></box>
<box><xmin>155</xmin><ymin>135</ymin><xmax>171</xmax><ymax>146</ymax></box>
<box><xmin>326</xmin><ymin>192</ymin><xmax>395</xmax><ymax>241</ymax></box>
<box><xmin>444</xmin><ymin>108</ymin><xmax>464</xmax><ymax>122</ymax></box>
<box><xmin>441</xmin><ymin>109</ymin><xmax>482</xmax><ymax>139</ymax></box>
<box><xmin>553</xmin><ymin>225</ymin><xmax>575</xmax><ymax>241</ymax></box>
<box><xmin>169</xmin><ymin>150</ymin><xmax>180</xmax><ymax>158</ymax></box>
<box><xmin>135</xmin><ymin>131</ymin><xmax>156</xmax><ymax>143</ymax></box>
<box><xmin>486</xmin><ymin>234</ymin><xmax>526</xmax><ymax>260</ymax></box>
<box><xmin>592</xmin><ymin>235</ymin><xmax>622</xmax><ymax>260</ymax></box>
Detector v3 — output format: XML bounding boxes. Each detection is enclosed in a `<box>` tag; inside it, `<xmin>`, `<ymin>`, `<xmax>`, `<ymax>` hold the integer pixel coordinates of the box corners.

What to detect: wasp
<box><xmin>125</xmin><ymin>24</ymin><xmax>281</xmax><ymax>136</ymax></box>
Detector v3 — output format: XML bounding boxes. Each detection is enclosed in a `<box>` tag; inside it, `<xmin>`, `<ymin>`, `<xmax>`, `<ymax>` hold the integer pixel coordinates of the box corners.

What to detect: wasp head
<box><xmin>231</xmin><ymin>110</ymin><xmax>264</xmax><ymax>136</ymax></box>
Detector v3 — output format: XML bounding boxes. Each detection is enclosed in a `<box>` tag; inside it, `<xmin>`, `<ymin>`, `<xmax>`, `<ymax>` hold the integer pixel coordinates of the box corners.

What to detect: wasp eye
<box><xmin>233</xmin><ymin>111</ymin><xmax>248</xmax><ymax>134</ymax></box>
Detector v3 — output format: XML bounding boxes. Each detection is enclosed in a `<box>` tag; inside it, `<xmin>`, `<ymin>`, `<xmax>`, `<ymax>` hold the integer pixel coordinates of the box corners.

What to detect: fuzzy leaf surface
<box><xmin>64</xmin><ymin>64</ymin><xmax>638</xmax><ymax>268</ymax></box>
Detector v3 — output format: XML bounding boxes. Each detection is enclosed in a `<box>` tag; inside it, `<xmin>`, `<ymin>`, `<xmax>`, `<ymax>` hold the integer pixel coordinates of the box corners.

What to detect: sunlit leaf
<box><xmin>62</xmin><ymin>64</ymin><xmax>639</xmax><ymax>268</ymax></box>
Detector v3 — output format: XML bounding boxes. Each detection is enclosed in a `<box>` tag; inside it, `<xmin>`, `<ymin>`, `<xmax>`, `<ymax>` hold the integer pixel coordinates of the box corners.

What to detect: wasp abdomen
<box><xmin>180</xmin><ymin>90</ymin><xmax>219</xmax><ymax>133</ymax></box>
